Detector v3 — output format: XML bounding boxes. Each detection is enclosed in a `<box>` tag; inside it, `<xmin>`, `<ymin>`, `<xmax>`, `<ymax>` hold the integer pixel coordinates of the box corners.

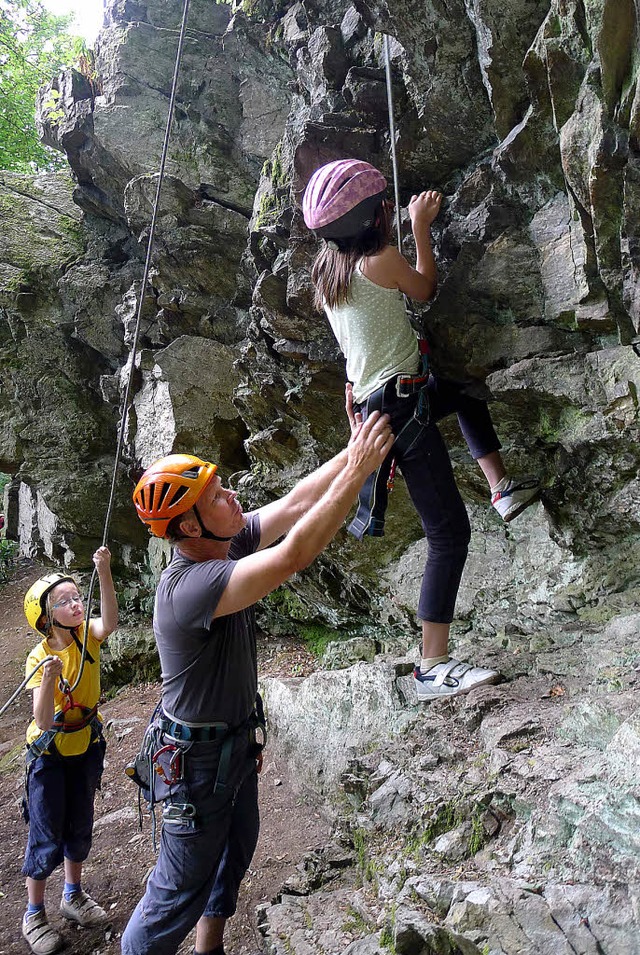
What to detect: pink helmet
<box><xmin>303</xmin><ymin>159</ymin><xmax>387</xmax><ymax>239</ymax></box>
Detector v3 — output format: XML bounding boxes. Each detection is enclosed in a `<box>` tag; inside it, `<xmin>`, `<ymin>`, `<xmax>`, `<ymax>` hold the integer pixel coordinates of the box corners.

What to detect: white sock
<box><xmin>490</xmin><ymin>474</ymin><xmax>510</xmax><ymax>494</ymax></box>
<box><xmin>421</xmin><ymin>654</ymin><xmax>449</xmax><ymax>672</ymax></box>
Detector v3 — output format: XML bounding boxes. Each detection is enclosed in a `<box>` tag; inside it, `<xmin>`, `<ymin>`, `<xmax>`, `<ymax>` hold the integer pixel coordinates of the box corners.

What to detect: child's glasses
<box><xmin>52</xmin><ymin>594</ymin><xmax>84</xmax><ymax>610</ymax></box>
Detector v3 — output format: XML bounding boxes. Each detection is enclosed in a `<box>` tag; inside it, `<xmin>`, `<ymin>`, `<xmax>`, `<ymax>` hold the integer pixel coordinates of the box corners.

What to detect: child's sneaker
<box><xmin>491</xmin><ymin>475</ymin><xmax>540</xmax><ymax>522</ymax></box>
<box><xmin>22</xmin><ymin>910</ymin><xmax>63</xmax><ymax>955</ymax></box>
<box><xmin>414</xmin><ymin>658</ymin><xmax>499</xmax><ymax>700</ymax></box>
<box><xmin>60</xmin><ymin>889</ymin><xmax>107</xmax><ymax>926</ymax></box>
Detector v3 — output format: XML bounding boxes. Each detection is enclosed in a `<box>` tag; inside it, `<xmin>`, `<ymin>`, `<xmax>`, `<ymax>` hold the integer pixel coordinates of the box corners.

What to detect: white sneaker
<box><xmin>60</xmin><ymin>889</ymin><xmax>107</xmax><ymax>926</ymax></box>
<box><xmin>491</xmin><ymin>475</ymin><xmax>540</xmax><ymax>522</ymax></box>
<box><xmin>413</xmin><ymin>658</ymin><xmax>499</xmax><ymax>700</ymax></box>
<box><xmin>22</xmin><ymin>911</ymin><xmax>63</xmax><ymax>955</ymax></box>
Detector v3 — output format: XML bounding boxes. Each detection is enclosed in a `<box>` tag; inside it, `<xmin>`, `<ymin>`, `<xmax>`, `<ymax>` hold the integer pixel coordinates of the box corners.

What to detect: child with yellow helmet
<box><xmin>20</xmin><ymin>546</ymin><xmax>117</xmax><ymax>955</ymax></box>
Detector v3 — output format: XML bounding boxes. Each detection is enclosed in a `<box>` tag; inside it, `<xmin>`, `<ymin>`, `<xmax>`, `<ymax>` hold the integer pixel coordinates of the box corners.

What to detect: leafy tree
<box><xmin>0</xmin><ymin>0</ymin><xmax>87</xmax><ymax>172</ymax></box>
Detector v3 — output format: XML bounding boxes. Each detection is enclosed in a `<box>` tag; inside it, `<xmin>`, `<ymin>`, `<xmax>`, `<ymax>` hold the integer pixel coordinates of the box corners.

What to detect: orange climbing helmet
<box><xmin>25</xmin><ymin>572</ymin><xmax>76</xmax><ymax>634</ymax></box>
<box><xmin>133</xmin><ymin>454</ymin><xmax>218</xmax><ymax>538</ymax></box>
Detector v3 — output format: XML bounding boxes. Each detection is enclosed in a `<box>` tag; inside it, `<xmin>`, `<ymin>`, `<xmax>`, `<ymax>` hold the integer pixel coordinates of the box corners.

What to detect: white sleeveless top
<box><xmin>324</xmin><ymin>261</ymin><xmax>419</xmax><ymax>404</ymax></box>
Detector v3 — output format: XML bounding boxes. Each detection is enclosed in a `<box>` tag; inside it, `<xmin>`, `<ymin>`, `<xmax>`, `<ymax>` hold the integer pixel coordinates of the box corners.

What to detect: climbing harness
<box><xmin>26</xmin><ymin>678</ymin><xmax>102</xmax><ymax>766</ymax></box>
<box><xmin>125</xmin><ymin>694</ymin><xmax>267</xmax><ymax>850</ymax></box>
<box><xmin>348</xmin><ymin>371</ymin><xmax>431</xmax><ymax>539</ymax></box>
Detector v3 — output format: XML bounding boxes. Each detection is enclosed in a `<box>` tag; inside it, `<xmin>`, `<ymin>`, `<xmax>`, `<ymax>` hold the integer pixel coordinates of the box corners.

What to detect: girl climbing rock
<box><xmin>303</xmin><ymin>158</ymin><xmax>539</xmax><ymax>700</ymax></box>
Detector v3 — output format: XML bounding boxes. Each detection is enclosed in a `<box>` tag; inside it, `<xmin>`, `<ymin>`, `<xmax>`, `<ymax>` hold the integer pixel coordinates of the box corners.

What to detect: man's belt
<box><xmin>159</xmin><ymin>716</ymin><xmax>229</xmax><ymax>743</ymax></box>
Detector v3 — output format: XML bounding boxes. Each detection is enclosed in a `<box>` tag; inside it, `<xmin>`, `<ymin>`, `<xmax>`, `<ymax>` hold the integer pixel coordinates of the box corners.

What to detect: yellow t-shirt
<box><xmin>25</xmin><ymin>623</ymin><xmax>102</xmax><ymax>757</ymax></box>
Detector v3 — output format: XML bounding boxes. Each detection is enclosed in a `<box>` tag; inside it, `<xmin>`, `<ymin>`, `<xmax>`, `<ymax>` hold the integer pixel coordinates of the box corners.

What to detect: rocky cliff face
<box><xmin>2</xmin><ymin>0</ymin><xmax>637</xmax><ymax>611</ymax></box>
<box><xmin>0</xmin><ymin>0</ymin><xmax>639</xmax><ymax>949</ymax></box>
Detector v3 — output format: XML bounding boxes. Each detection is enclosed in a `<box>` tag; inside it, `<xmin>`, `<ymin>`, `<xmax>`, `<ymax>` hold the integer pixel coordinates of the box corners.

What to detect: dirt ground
<box><xmin>0</xmin><ymin>560</ymin><xmax>332</xmax><ymax>955</ymax></box>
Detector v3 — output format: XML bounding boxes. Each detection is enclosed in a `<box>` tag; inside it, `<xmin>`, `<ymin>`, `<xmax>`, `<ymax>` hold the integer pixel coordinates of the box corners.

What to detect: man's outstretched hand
<box><xmin>347</xmin><ymin>408</ymin><xmax>394</xmax><ymax>476</ymax></box>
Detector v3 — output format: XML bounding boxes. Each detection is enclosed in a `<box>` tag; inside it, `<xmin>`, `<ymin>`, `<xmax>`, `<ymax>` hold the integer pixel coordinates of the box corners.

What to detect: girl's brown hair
<box><xmin>311</xmin><ymin>200</ymin><xmax>393</xmax><ymax>311</ymax></box>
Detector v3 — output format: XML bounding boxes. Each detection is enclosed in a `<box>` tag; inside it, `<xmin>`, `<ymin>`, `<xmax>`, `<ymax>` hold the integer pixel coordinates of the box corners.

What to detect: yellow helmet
<box><xmin>24</xmin><ymin>572</ymin><xmax>75</xmax><ymax>634</ymax></box>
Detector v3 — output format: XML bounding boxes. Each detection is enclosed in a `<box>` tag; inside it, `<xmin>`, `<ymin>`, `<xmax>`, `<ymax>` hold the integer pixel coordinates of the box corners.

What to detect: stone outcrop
<box><xmin>260</xmin><ymin>624</ymin><xmax>640</xmax><ymax>953</ymax></box>
<box><xmin>0</xmin><ymin>0</ymin><xmax>639</xmax><ymax>949</ymax></box>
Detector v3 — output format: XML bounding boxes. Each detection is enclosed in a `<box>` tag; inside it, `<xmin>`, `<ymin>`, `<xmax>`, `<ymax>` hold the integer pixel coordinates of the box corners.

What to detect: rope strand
<box><xmin>72</xmin><ymin>0</ymin><xmax>192</xmax><ymax>692</ymax></box>
<box><xmin>384</xmin><ymin>34</ymin><xmax>402</xmax><ymax>252</ymax></box>
<box><xmin>0</xmin><ymin>0</ymin><xmax>192</xmax><ymax>713</ymax></box>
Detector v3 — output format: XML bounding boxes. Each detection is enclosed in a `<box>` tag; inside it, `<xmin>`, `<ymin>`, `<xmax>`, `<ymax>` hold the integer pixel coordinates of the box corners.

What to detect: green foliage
<box><xmin>379</xmin><ymin>925</ymin><xmax>396</xmax><ymax>953</ymax></box>
<box><xmin>380</xmin><ymin>903</ymin><xmax>397</xmax><ymax>954</ymax></box>
<box><xmin>0</xmin><ymin>0</ymin><xmax>89</xmax><ymax>172</ymax></box>
<box><xmin>342</xmin><ymin>906</ymin><xmax>371</xmax><ymax>936</ymax></box>
<box><xmin>351</xmin><ymin>826</ymin><xmax>383</xmax><ymax>885</ymax></box>
<box><xmin>263</xmin><ymin>584</ymin><xmax>308</xmax><ymax>620</ymax></box>
<box><xmin>0</xmin><ymin>471</ymin><xmax>10</xmax><ymax>497</ymax></box>
<box><xmin>255</xmin><ymin>141</ymin><xmax>290</xmax><ymax>228</ymax></box>
<box><xmin>299</xmin><ymin>623</ymin><xmax>339</xmax><ymax>657</ymax></box>
<box><xmin>0</xmin><ymin>537</ymin><xmax>17</xmax><ymax>582</ymax></box>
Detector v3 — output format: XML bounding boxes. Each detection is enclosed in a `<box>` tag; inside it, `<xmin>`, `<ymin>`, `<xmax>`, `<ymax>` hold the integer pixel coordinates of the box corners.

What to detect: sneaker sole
<box><xmin>60</xmin><ymin>912</ymin><xmax>108</xmax><ymax>926</ymax></box>
<box><xmin>415</xmin><ymin>672</ymin><xmax>499</xmax><ymax>700</ymax></box>
<box><xmin>501</xmin><ymin>490</ymin><xmax>541</xmax><ymax>523</ymax></box>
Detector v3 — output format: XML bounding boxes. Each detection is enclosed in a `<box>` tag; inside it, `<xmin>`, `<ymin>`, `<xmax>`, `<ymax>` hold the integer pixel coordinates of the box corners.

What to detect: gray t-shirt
<box><xmin>154</xmin><ymin>513</ymin><xmax>261</xmax><ymax>728</ymax></box>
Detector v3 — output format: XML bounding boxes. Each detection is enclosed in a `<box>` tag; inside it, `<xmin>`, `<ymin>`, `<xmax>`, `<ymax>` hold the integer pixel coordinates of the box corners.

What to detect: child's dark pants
<box><xmin>22</xmin><ymin>738</ymin><xmax>105</xmax><ymax>879</ymax></box>
<box><xmin>350</xmin><ymin>376</ymin><xmax>501</xmax><ymax>624</ymax></box>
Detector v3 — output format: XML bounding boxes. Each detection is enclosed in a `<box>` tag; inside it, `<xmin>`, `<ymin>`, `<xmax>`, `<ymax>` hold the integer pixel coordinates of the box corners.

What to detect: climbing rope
<box><xmin>70</xmin><ymin>0</ymin><xmax>192</xmax><ymax>693</ymax></box>
<box><xmin>0</xmin><ymin>0</ymin><xmax>192</xmax><ymax>719</ymax></box>
<box><xmin>382</xmin><ymin>32</ymin><xmax>430</xmax><ymax>499</ymax></box>
<box><xmin>383</xmin><ymin>34</ymin><xmax>402</xmax><ymax>253</ymax></box>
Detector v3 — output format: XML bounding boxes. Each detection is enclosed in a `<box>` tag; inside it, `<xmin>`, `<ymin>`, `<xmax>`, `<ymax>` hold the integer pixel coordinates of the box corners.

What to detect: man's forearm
<box><xmin>281</xmin><ymin>462</ymin><xmax>365</xmax><ymax>570</ymax></box>
<box><xmin>284</xmin><ymin>447</ymin><xmax>349</xmax><ymax>519</ymax></box>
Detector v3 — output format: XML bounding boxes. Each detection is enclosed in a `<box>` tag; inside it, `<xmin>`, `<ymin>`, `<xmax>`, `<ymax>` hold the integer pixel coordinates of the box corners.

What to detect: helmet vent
<box><xmin>157</xmin><ymin>482</ymin><xmax>188</xmax><ymax>510</ymax></box>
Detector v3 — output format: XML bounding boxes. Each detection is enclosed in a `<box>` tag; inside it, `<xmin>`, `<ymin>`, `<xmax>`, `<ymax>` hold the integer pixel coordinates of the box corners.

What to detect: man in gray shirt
<box><xmin>122</xmin><ymin>404</ymin><xmax>392</xmax><ymax>955</ymax></box>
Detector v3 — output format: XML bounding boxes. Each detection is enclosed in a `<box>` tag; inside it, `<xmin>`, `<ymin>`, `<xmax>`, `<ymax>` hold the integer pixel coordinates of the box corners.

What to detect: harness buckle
<box><xmin>396</xmin><ymin>373</ymin><xmax>429</xmax><ymax>398</ymax></box>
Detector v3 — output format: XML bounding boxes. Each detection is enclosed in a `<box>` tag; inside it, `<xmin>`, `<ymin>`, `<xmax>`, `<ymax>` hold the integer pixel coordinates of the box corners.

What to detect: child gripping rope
<box><xmin>302</xmin><ymin>159</ymin><xmax>540</xmax><ymax>701</ymax></box>
<box><xmin>21</xmin><ymin>546</ymin><xmax>117</xmax><ymax>955</ymax></box>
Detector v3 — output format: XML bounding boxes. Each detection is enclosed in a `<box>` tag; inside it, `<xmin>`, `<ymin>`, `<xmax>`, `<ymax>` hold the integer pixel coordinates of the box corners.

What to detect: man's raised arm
<box><xmin>214</xmin><ymin>410</ymin><xmax>393</xmax><ymax>618</ymax></box>
<box><xmin>256</xmin><ymin>383</ymin><xmax>362</xmax><ymax>549</ymax></box>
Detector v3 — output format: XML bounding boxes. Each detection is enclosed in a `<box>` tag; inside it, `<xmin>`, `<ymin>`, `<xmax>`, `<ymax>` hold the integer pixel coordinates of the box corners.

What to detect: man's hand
<box><xmin>347</xmin><ymin>409</ymin><xmax>394</xmax><ymax>475</ymax></box>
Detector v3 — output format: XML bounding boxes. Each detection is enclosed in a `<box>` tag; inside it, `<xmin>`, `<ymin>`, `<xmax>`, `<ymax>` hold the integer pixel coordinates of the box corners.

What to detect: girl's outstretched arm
<box><xmin>408</xmin><ymin>190</ymin><xmax>441</xmax><ymax>301</ymax></box>
<box><xmin>90</xmin><ymin>546</ymin><xmax>118</xmax><ymax>642</ymax></box>
<box><xmin>361</xmin><ymin>191</ymin><xmax>441</xmax><ymax>302</ymax></box>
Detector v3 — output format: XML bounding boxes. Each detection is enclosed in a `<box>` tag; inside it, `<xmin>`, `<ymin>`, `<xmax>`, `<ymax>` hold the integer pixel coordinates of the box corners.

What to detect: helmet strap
<box><xmin>193</xmin><ymin>505</ymin><xmax>234</xmax><ymax>542</ymax></box>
